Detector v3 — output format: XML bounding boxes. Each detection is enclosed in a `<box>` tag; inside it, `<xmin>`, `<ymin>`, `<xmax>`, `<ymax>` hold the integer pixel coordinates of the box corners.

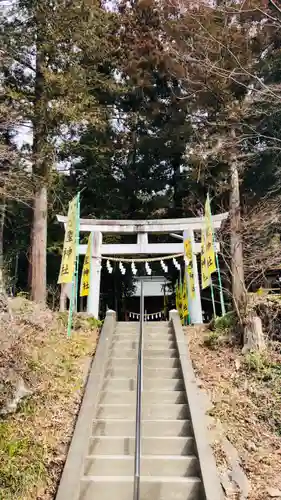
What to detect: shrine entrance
<box><xmin>57</xmin><ymin>214</ymin><xmax>228</xmax><ymax>323</ymax></box>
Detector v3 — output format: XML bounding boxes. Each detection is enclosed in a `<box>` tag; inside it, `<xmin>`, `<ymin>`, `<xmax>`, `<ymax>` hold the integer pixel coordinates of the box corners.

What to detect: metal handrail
<box><xmin>133</xmin><ymin>279</ymin><xmax>144</xmax><ymax>500</ymax></box>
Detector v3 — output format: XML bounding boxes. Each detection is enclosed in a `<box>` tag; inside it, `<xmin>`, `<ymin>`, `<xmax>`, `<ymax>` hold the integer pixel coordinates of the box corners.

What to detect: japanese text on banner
<box><xmin>176</xmin><ymin>281</ymin><xmax>181</xmax><ymax>317</ymax></box>
<box><xmin>182</xmin><ymin>273</ymin><xmax>188</xmax><ymax>319</ymax></box>
<box><xmin>80</xmin><ymin>236</ymin><xmax>91</xmax><ymax>297</ymax></box>
<box><xmin>205</xmin><ymin>196</ymin><xmax>216</xmax><ymax>275</ymax></box>
<box><xmin>58</xmin><ymin>196</ymin><xmax>78</xmax><ymax>284</ymax></box>
<box><xmin>175</xmin><ymin>281</ymin><xmax>179</xmax><ymax>311</ymax></box>
<box><xmin>178</xmin><ymin>280</ymin><xmax>183</xmax><ymax>321</ymax></box>
<box><xmin>201</xmin><ymin>229</ymin><xmax>210</xmax><ymax>289</ymax></box>
<box><xmin>184</xmin><ymin>238</ymin><xmax>195</xmax><ymax>299</ymax></box>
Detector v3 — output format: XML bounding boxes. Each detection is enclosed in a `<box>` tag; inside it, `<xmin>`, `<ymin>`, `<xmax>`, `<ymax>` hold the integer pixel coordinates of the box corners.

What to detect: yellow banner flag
<box><xmin>201</xmin><ymin>229</ymin><xmax>210</xmax><ymax>289</ymax></box>
<box><xmin>175</xmin><ymin>282</ymin><xmax>179</xmax><ymax>311</ymax></box>
<box><xmin>184</xmin><ymin>238</ymin><xmax>195</xmax><ymax>299</ymax></box>
<box><xmin>182</xmin><ymin>273</ymin><xmax>188</xmax><ymax>319</ymax></box>
<box><xmin>80</xmin><ymin>236</ymin><xmax>91</xmax><ymax>297</ymax></box>
<box><xmin>187</xmin><ymin>264</ymin><xmax>195</xmax><ymax>299</ymax></box>
<box><xmin>58</xmin><ymin>196</ymin><xmax>78</xmax><ymax>284</ymax></box>
<box><xmin>184</xmin><ymin>239</ymin><xmax>192</xmax><ymax>261</ymax></box>
<box><xmin>175</xmin><ymin>281</ymin><xmax>182</xmax><ymax>319</ymax></box>
<box><xmin>178</xmin><ymin>280</ymin><xmax>183</xmax><ymax>321</ymax></box>
<box><xmin>205</xmin><ymin>196</ymin><xmax>217</xmax><ymax>276</ymax></box>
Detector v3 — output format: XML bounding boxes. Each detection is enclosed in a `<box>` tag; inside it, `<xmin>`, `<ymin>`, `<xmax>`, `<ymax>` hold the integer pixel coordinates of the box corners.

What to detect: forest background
<box><xmin>1</xmin><ymin>0</ymin><xmax>281</xmax><ymax>321</ymax></box>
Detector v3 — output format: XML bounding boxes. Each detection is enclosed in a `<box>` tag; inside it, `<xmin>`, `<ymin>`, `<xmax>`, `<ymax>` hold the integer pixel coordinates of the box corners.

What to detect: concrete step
<box><xmin>143</xmin><ymin>328</ymin><xmax>172</xmax><ymax>333</ymax></box>
<box><xmin>110</xmin><ymin>336</ymin><xmax>175</xmax><ymax>346</ymax></box>
<box><xmin>143</xmin><ymin>378</ymin><xmax>185</xmax><ymax>391</ymax></box>
<box><xmin>111</xmin><ymin>340</ymin><xmax>177</xmax><ymax>349</ymax></box>
<box><xmin>114</xmin><ymin>322</ymin><xmax>139</xmax><ymax>327</ymax></box>
<box><xmin>99</xmin><ymin>391</ymin><xmax>187</xmax><ymax>405</ymax></box>
<box><xmin>143</xmin><ymin>341</ymin><xmax>178</xmax><ymax>349</ymax></box>
<box><xmin>111</xmin><ymin>339</ymin><xmax>139</xmax><ymax>349</ymax></box>
<box><xmin>102</xmin><ymin>378</ymin><xmax>184</xmax><ymax>391</ymax></box>
<box><xmin>84</xmin><ymin>455</ymin><xmax>199</xmax><ymax>476</ymax></box>
<box><xmin>143</xmin><ymin>357</ymin><xmax>181</xmax><ymax>368</ymax></box>
<box><xmin>109</xmin><ymin>349</ymin><xmax>179</xmax><ymax>358</ymax></box>
<box><xmin>113</xmin><ymin>330</ymin><xmax>140</xmax><ymax>336</ymax></box>
<box><xmin>144</xmin><ymin>331</ymin><xmax>174</xmax><ymax>337</ymax></box>
<box><xmin>116</xmin><ymin>321</ymin><xmax>168</xmax><ymax>327</ymax></box>
<box><xmin>145</xmin><ymin>367</ymin><xmax>182</xmax><ymax>378</ymax></box>
<box><xmin>105</xmin><ymin>367</ymin><xmax>137</xmax><ymax>379</ymax></box>
<box><xmin>96</xmin><ymin>404</ymin><xmax>189</xmax><ymax>419</ymax></box>
<box><xmin>79</xmin><ymin>476</ymin><xmax>202</xmax><ymax>500</ymax></box>
<box><xmin>102</xmin><ymin>378</ymin><xmax>136</xmax><ymax>391</ymax></box>
<box><xmin>114</xmin><ymin>323</ymin><xmax>139</xmax><ymax>327</ymax></box>
<box><xmin>113</xmin><ymin>331</ymin><xmax>173</xmax><ymax>337</ymax></box>
<box><xmin>144</xmin><ymin>331</ymin><xmax>174</xmax><ymax>336</ymax></box>
<box><xmin>115</xmin><ymin>325</ymin><xmax>172</xmax><ymax>331</ymax></box>
<box><xmin>113</xmin><ymin>331</ymin><xmax>140</xmax><ymax>334</ymax></box>
<box><xmin>106</xmin><ymin>357</ymin><xmax>181</xmax><ymax>369</ymax></box>
<box><xmin>92</xmin><ymin>419</ymin><xmax>193</xmax><ymax>437</ymax></box>
<box><xmin>143</xmin><ymin>358</ymin><xmax>181</xmax><ymax>368</ymax></box>
<box><xmin>144</xmin><ymin>349</ymin><xmax>178</xmax><ymax>358</ymax></box>
<box><xmin>114</xmin><ymin>329</ymin><xmax>172</xmax><ymax>335</ymax></box>
<box><xmin>143</xmin><ymin>322</ymin><xmax>170</xmax><ymax>327</ymax></box>
<box><xmin>143</xmin><ymin>332</ymin><xmax>174</xmax><ymax>336</ymax></box>
<box><xmin>116</xmin><ymin>330</ymin><xmax>172</xmax><ymax>336</ymax></box>
<box><xmin>109</xmin><ymin>348</ymin><xmax>138</xmax><ymax>357</ymax></box>
<box><xmin>115</xmin><ymin>323</ymin><xmax>139</xmax><ymax>327</ymax></box>
<box><xmin>89</xmin><ymin>436</ymin><xmax>195</xmax><ymax>456</ymax></box>
<box><xmin>105</xmin><ymin>367</ymin><xmax>182</xmax><ymax>379</ymax></box>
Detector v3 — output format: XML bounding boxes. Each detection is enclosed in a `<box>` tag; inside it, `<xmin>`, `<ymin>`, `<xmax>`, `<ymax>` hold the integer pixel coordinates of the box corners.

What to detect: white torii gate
<box><xmin>57</xmin><ymin>214</ymin><xmax>228</xmax><ymax>323</ymax></box>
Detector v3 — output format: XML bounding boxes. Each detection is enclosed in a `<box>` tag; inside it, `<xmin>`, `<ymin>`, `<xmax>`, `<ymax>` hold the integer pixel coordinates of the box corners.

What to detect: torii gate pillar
<box><xmin>184</xmin><ymin>229</ymin><xmax>203</xmax><ymax>324</ymax></box>
<box><xmin>87</xmin><ymin>231</ymin><xmax>102</xmax><ymax>318</ymax></box>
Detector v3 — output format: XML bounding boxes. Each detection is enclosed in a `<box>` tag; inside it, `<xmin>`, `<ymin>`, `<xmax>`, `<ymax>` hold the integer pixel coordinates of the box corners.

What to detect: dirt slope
<box><xmin>0</xmin><ymin>298</ymin><xmax>99</xmax><ymax>500</ymax></box>
<box><xmin>187</xmin><ymin>326</ymin><xmax>281</xmax><ymax>500</ymax></box>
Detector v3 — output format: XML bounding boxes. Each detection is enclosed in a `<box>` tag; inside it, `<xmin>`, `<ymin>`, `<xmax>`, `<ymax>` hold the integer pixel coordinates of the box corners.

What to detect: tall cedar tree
<box><xmin>70</xmin><ymin>0</ymin><xmax>192</xmax><ymax>221</ymax></box>
<box><xmin>1</xmin><ymin>0</ymin><xmax>116</xmax><ymax>302</ymax></box>
<box><xmin>115</xmin><ymin>0</ymin><xmax>191</xmax><ymax>218</ymax></box>
<box><xmin>160</xmin><ymin>0</ymin><xmax>281</xmax><ymax>312</ymax></box>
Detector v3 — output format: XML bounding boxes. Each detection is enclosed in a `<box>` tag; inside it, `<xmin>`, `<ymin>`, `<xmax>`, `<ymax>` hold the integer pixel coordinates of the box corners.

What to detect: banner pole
<box><xmin>210</xmin><ymin>277</ymin><xmax>216</xmax><ymax>319</ymax></box>
<box><xmin>179</xmin><ymin>274</ymin><xmax>183</xmax><ymax>325</ymax></box>
<box><xmin>74</xmin><ymin>192</ymin><xmax>80</xmax><ymax>312</ymax></box>
<box><xmin>176</xmin><ymin>279</ymin><xmax>179</xmax><ymax>317</ymax></box>
<box><xmin>67</xmin><ymin>194</ymin><xmax>80</xmax><ymax>338</ymax></box>
<box><xmin>88</xmin><ymin>233</ymin><xmax>92</xmax><ymax>312</ymax></box>
<box><xmin>67</xmin><ymin>282</ymin><xmax>75</xmax><ymax>337</ymax></box>
<box><xmin>215</xmin><ymin>253</ymin><xmax>226</xmax><ymax>316</ymax></box>
<box><xmin>184</xmin><ymin>258</ymin><xmax>191</xmax><ymax>324</ymax></box>
<box><xmin>207</xmin><ymin>193</ymin><xmax>226</xmax><ymax>316</ymax></box>
<box><xmin>185</xmin><ymin>268</ymin><xmax>190</xmax><ymax>326</ymax></box>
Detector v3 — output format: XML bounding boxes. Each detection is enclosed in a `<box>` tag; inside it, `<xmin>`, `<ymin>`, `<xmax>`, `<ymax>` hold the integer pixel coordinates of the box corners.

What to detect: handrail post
<box><xmin>133</xmin><ymin>279</ymin><xmax>144</xmax><ymax>500</ymax></box>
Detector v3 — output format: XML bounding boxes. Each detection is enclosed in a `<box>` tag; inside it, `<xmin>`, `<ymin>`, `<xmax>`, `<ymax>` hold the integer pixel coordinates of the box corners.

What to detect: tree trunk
<box><xmin>30</xmin><ymin>7</ymin><xmax>48</xmax><ymax>304</ymax></box>
<box><xmin>0</xmin><ymin>199</ymin><xmax>6</xmax><ymax>271</ymax></box>
<box><xmin>0</xmin><ymin>204</ymin><xmax>9</xmax><ymax>314</ymax></box>
<box><xmin>172</xmin><ymin>158</ymin><xmax>182</xmax><ymax>218</ymax></box>
<box><xmin>0</xmin><ymin>131</ymin><xmax>11</xmax><ymax>273</ymax></box>
<box><xmin>230</xmin><ymin>160</ymin><xmax>246</xmax><ymax>315</ymax></box>
<box><xmin>30</xmin><ymin>185</ymin><xmax>47</xmax><ymax>303</ymax></box>
<box><xmin>243</xmin><ymin>313</ymin><xmax>265</xmax><ymax>353</ymax></box>
<box><xmin>0</xmin><ymin>268</ymin><xmax>8</xmax><ymax>313</ymax></box>
<box><xmin>0</xmin><ymin>199</ymin><xmax>6</xmax><ymax>311</ymax></box>
<box><xmin>60</xmin><ymin>284</ymin><xmax>67</xmax><ymax>312</ymax></box>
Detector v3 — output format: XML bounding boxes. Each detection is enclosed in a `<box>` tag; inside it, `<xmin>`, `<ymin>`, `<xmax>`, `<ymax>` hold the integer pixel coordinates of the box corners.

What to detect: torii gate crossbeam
<box><xmin>57</xmin><ymin>213</ymin><xmax>228</xmax><ymax>323</ymax></box>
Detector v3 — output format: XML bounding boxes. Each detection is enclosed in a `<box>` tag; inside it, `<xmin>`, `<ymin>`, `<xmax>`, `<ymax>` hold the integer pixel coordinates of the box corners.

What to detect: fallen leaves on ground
<box><xmin>186</xmin><ymin>326</ymin><xmax>281</xmax><ymax>500</ymax></box>
<box><xmin>0</xmin><ymin>298</ymin><xmax>99</xmax><ymax>500</ymax></box>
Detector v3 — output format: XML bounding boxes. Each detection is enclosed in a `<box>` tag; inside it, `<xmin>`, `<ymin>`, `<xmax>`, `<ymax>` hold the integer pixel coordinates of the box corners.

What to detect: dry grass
<box><xmin>0</xmin><ymin>298</ymin><xmax>99</xmax><ymax>500</ymax></box>
<box><xmin>186</xmin><ymin>326</ymin><xmax>281</xmax><ymax>500</ymax></box>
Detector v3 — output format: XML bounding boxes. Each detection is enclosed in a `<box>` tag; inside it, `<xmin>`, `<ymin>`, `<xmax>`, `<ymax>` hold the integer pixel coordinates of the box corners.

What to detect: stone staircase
<box><xmin>78</xmin><ymin>321</ymin><xmax>204</xmax><ymax>500</ymax></box>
